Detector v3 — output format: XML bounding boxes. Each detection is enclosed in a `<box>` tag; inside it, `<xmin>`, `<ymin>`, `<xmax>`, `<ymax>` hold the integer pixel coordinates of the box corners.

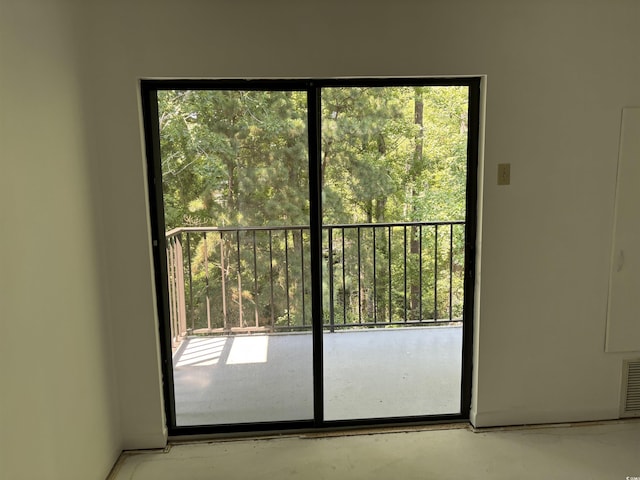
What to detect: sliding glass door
<box><xmin>152</xmin><ymin>89</ymin><xmax>314</xmax><ymax>426</ymax></box>
<box><xmin>320</xmin><ymin>86</ymin><xmax>469</xmax><ymax>420</ymax></box>
<box><xmin>141</xmin><ymin>78</ymin><xmax>479</xmax><ymax>434</ymax></box>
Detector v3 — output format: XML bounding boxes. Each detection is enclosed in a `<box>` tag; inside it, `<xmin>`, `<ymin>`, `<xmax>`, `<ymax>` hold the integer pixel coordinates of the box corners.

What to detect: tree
<box><xmin>157</xmin><ymin>85</ymin><xmax>470</xmax><ymax>330</ymax></box>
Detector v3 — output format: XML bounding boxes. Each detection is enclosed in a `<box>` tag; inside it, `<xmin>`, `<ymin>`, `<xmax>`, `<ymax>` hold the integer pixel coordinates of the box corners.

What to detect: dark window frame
<box><xmin>141</xmin><ymin>77</ymin><xmax>480</xmax><ymax>437</ymax></box>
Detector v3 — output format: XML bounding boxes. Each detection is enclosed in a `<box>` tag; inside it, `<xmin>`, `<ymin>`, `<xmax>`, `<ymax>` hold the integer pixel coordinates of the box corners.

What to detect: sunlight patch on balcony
<box><xmin>226</xmin><ymin>335</ymin><xmax>269</xmax><ymax>364</ymax></box>
<box><xmin>175</xmin><ymin>337</ymin><xmax>227</xmax><ymax>367</ymax></box>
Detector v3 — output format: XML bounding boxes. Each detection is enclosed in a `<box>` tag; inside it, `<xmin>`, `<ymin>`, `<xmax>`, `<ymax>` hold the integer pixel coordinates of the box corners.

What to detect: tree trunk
<box><xmin>410</xmin><ymin>88</ymin><xmax>424</xmax><ymax>316</ymax></box>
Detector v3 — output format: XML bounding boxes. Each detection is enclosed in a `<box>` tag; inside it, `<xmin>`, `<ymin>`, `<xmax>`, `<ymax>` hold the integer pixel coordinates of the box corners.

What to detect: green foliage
<box><xmin>159</xmin><ymin>90</ymin><xmax>309</xmax><ymax>230</ymax></box>
<box><xmin>159</xmin><ymin>86</ymin><xmax>470</xmax><ymax>331</ymax></box>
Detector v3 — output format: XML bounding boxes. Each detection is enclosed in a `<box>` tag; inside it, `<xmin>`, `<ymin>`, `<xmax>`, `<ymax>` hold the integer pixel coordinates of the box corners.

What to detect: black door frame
<box><xmin>141</xmin><ymin>77</ymin><xmax>480</xmax><ymax>436</ymax></box>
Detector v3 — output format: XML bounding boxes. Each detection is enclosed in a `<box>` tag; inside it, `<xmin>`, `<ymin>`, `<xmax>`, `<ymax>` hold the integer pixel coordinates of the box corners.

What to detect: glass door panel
<box><xmin>158</xmin><ymin>89</ymin><xmax>313</xmax><ymax>425</ymax></box>
<box><xmin>320</xmin><ymin>86</ymin><xmax>468</xmax><ymax>420</ymax></box>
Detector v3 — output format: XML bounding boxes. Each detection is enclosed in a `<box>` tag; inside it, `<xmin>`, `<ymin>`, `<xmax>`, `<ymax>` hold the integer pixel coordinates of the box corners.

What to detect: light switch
<box><xmin>497</xmin><ymin>163</ymin><xmax>511</xmax><ymax>185</ymax></box>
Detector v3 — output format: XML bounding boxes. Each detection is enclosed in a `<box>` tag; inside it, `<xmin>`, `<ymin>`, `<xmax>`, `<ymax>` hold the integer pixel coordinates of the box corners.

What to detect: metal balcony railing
<box><xmin>165</xmin><ymin>221</ymin><xmax>465</xmax><ymax>346</ymax></box>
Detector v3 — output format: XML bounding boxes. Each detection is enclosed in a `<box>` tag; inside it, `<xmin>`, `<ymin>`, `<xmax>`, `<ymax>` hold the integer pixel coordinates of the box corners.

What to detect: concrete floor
<box><xmin>111</xmin><ymin>421</ymin><xmax>640</xmax><ymax>479</ymax></box>
<box><xmin>172</xmin><ymin>326</ymin><xmax>462</xmax><ymax>425</ymax></box>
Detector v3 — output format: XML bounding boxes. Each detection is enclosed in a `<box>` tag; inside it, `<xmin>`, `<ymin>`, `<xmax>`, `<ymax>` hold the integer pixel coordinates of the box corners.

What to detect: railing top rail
<box><xmin>166</xmin><ymin>220</ymin><xmax>465</xmax><ymax>238</ymax></box>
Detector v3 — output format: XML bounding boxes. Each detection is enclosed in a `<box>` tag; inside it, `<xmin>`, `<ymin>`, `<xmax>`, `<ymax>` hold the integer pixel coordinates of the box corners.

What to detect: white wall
<box><xmin>79</xmin><ymin>0</ymin><xmax>640</xmax><ymax>447</ymax></box>
<box><xmin>606</xmin><ymin>108</ymin><xmax>640</xmax><ymax>353</ymax></box>
<box><xmin>0</xmin><ymin>0</ymin><xmax>122</xmax><ymax>478</ymax></box>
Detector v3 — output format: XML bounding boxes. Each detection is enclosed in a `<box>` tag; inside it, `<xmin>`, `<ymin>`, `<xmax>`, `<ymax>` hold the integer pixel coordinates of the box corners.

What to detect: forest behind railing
<box><xmin>158</xmin><ymin>85</ymin><xmax>471</xmax><ymax>344</ymax></box>
<box><xmin>166</xmin><ymin>220</ymin><xmax>465</xmax><ymax>342</ymax></box>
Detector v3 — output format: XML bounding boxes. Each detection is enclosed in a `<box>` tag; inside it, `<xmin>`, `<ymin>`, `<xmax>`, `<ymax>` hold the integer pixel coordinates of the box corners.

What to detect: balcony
<box><xmin>165</xmin><ymin>221</ymin><xmax>466</xmax><ymax>425</ymax></box>
<box><xmin>173</xmin><ymin>326</ymin><xmax>462</xmax><ymax>425</ymax></box>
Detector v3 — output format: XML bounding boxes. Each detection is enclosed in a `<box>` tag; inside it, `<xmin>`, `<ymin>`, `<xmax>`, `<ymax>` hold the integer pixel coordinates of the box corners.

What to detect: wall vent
<box><xmin>620</xmin><ymin>359</ymin><xmax>640</xmax><ymax>418</ymax></box>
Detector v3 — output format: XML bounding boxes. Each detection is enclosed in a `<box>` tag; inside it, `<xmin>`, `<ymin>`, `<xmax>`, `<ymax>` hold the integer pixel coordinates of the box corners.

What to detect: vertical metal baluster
<box><xmin>372</xmin><ymin>226</ymin><xmax>377</xmax><ymax>324</ymax></box>
<box><xmin>253</xmin><ymin>230</ymin><xmax>259</xmax><ymax>328</ymax></box>
<box><xmin>167</xmin><ymin>238</ymin><xmax>175</xmax><ymax>342</ymax></box>
<box><xmin>175</xmin><ymin>233</ymin><xmax>187</xmax><ymax>338</ymax></box>
<box><xmin>218</xmin><ymin>232</ymin><xmax>226</xmax><ymax>331</ymax></box>
<box><xmin>205</xmin><ymin>233</ymin><xmax>212</xmax><ymax>331</ymax></box>
<box><xmin>388</xmin><ymin>226</ymin><xmax>392</xmax><ymax>323</ymax></box>
<box><xmin>434</xmin><ymin>224</ymin><xmax>438</xmax><ymax>322</ymax></box>
<box><xmin>174</xmin><ymin>237</ymin><xmax>180</xmax><ymax>339</ymax></box>
<box><xmin>300</xmin><ymin>228</ymin><xmax>306</xmax><ymax>327</ymax></box>
<box><xmin>328</xmin><ymin>227</ymin><xmax>335</xmax><ymax>332</ymax></box>
<box><xmin>173</xmin><ymin>237</ymin><xmax>179</xmax><ymax>340</ymax></box>
<box><xmin>449</xmin><ymin>223</ymin><xmax>454</xmax><ymax>321</ymax></box>
<box><xmin>186</xmin><ymin>232</ymin><xmax>193</xmax><ymax>331</ymax></box>
<box><xmin>236</xmin><ymin>230</ymin><xmax>243</xmax><ymax>328</ymax></box>
<box><xmin>403</xmin><ymin>225</ymin><xmax>407</xmax><ymax>323</ymax></box>
<box><xmin>357</xmin><ymin>226</ymin><xmax>362</xmax><ymax>325</ymax></box>
<box><xmin>269</xmin><ymin>230</ymin><xmax>275</xmax><ymax>330</ymax></box>
<box><xmin>342</xmin><ymin>227</ymin><xmax>346</xmax><ymax>325</ymax></box>
<box><xmin>284</xmin><ymin>229</ymin><xmax>290</xmax><ymax>326</ymax></box>
<box><xmin>419</xmin><ymin>225</ymin><xmax>423</xmax><ymax>323</ymax></box>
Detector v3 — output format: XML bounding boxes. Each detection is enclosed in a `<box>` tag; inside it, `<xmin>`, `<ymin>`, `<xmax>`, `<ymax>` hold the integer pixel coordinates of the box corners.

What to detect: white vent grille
<box><xmin>621</xmin><ymin>359</ymin><xmax>640</xmax><ymax>418</ymax></box>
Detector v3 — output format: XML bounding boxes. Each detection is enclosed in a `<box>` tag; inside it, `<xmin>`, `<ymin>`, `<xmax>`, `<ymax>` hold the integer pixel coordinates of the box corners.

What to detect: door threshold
<box><xmin>168</xmin><ymin>419</ymin><xmax>471</xmax><ymax>445</ymax></box>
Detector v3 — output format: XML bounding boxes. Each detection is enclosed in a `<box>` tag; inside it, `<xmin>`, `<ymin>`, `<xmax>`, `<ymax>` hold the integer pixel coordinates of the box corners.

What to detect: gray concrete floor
<box><xmin>112</xmin><ymin>421</ymin><xmax>640</xmax><ymax>480</ymax></box>
<box><xmin>172</xmin><ymin>326</ymin><xmax>462</xmax><ymax>425</ymax></box>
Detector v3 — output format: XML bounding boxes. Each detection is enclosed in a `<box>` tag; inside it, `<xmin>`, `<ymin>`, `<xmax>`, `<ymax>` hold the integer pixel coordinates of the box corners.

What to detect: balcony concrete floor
<box><xmin>172</xmin><ymin>325</ymin><xmax>462</xmax><ymax>426</ymax></box>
